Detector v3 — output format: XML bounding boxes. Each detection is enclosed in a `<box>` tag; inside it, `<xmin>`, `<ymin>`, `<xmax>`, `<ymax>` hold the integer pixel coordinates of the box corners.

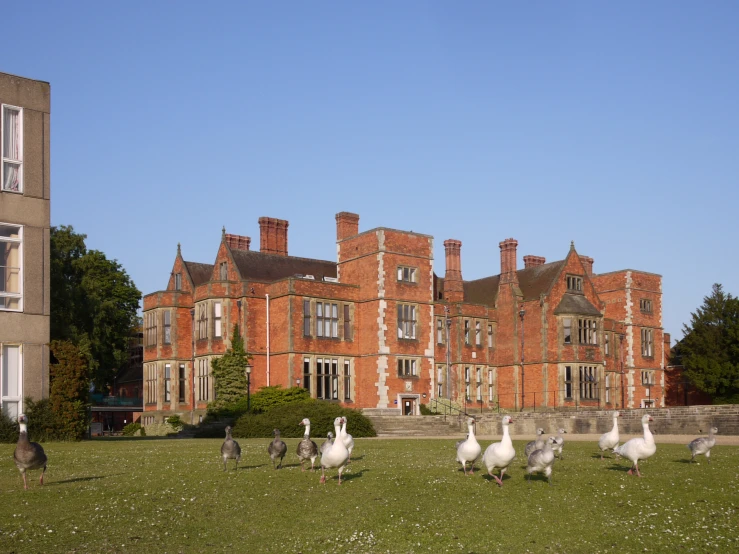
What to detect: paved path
<box><xmin>370</xmin><ymin>433</ymin><xmax>739</xmax><ymax>445</ymax></box>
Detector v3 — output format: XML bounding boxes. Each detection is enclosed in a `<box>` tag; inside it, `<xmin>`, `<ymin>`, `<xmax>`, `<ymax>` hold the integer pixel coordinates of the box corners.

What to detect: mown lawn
<box><xmin>1</xmin><ymin>437</ymin><xmax>737</xmax><ymax>553</ymax></box>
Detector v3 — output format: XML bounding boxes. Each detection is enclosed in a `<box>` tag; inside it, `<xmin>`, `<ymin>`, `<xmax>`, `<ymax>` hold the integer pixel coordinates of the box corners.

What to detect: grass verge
<box><xmin>1</xmin><ymin>438</ymin><xmax>737</xmax><ymax>553</ymax></box>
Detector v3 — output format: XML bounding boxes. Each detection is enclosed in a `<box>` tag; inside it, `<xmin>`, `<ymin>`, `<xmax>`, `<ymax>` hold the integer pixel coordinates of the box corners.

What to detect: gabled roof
<box><xmin>553</xmin><ymin>293</ymin><xmax>602</xmax><ymax>316</ymax></box>
<box><xmin>184</xmin><ymin>261</ymin><xmax>215</xmax><ymax>286</ymax></box>
<box><xmin>461</xmin><ymin>260</ymin><xmax>566</xmax><ymax>307</ymax></box>
<box><xmin>229</xmin><ymin>249</ymin><xmax>337</xmax><ymax>282</ymax></box>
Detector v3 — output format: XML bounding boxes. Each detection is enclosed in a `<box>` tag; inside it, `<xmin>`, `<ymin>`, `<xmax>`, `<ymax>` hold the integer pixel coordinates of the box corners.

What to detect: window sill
<box><xmin>398</xmin><ymin>375</ymin><xmax>420</xmax><ymax>380</ymax></box>
<box><xmin>642</xmin><ymin>355</ymin><xmax>655</xmax><ymax>360</ymax></box>
<box><xmin>398</xmin><ymin>338</ymin><xmax>419</xmax><ymax>343</ymax></box>
<box><xmin>0</xmin><ymin>188</ymin><xmax>23</xmax><ymax>195</ymax></box>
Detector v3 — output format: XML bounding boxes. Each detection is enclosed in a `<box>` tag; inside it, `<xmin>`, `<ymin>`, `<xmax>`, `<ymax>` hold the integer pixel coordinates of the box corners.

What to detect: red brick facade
<box><xmin>142</xmin><ymin>213</ymin><xmax>666</xmax><ymax>422</ymax></box>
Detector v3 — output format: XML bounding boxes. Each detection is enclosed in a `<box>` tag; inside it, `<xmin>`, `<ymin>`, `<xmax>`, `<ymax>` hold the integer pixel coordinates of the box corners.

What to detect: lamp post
<box><xmin>296</xmin><ymin>377</ymin><xmax>301</xmax><ymax>389</ymax></box>
<box><xmin>519</xmin><ymin>308</ymin><xmax>525</xmax><ymax>411</ymax></box>
<box><xmin>445</xmin><ymin>305</ymin><xmax>452</xmax><ymax>400</ymax></box>
<box><xmin>246</xmin><ymin>363</ymin><xmax>252</xmax><ymax>412</ymax></box>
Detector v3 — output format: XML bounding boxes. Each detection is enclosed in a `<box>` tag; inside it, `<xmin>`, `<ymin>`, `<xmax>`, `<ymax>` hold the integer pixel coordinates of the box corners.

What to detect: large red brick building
<box><xmin>142</xmin><ymin>212</ymin><xmax>665</xmax><ymax>423</ymax></box>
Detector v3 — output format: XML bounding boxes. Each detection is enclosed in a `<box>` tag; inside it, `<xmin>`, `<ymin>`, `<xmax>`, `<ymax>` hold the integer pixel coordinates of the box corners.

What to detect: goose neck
<box><xmin>19</xmin><ymin>423</ymin><xmax>27</xmax><ymax>434</ymax></box>
<box><xmin>643</xmin><ymin>423</ymin><xmax>654</xmax><ymax>442</ymax></box>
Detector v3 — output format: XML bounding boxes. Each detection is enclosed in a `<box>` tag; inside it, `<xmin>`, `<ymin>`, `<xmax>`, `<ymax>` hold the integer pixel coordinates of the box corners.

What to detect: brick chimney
<box><xmin>499</xmin><ymin>238</ymin><xmax>519</xmax><ymax>285</ymax></box>
<box><xmin>225</xmin><ymin>233</ymin><xmax>251</xmax><ymax>251</ymax></box>
<box><xmin>259</xmin><ymin>217</ymin><xmax>289</xmax><ymax>256</ymax></box>
<box><xmin>443</xmin><ymin>239</ymin><xmax>464</xmax><ymax>302</ymax></box>
<box><xmin>523</xmin><ymin>255</ymin><xmax>546</xmax><ymax>269</ymax></box>
<box><xmin>336</xmin><ymin>212</ymin><xmax>359</xmax><ymax>241</ymax></box>
<box><xmin>580</xmin><ymin>255</ymin><xmax>594</xmax><ymax>276</ymax></box>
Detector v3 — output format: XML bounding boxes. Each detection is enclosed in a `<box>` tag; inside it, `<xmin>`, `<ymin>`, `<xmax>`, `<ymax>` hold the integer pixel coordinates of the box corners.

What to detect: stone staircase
<box><xmin>364</xmin><ymin>414</ymin><xmax>463</xmax><ymax>437</ymax></box>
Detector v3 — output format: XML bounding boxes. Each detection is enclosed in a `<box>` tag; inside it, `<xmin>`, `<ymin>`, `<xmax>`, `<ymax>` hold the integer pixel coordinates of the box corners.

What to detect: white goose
<box><xmin>340</xmin><ymin>417</ymin><xmax>355</xmax><ymax>461</ymax></box>
<box><xmin>456</xmin><ymin>417</ymin><xmax>481</xmax><ymax>476</ymax></box>
<box><xmin>481</xmin><ymin>415</ymin><xmax>516</xmax><ymax>487</ymax></box>
<box><xmin>687</xmin><ymin>427</ymin><xmax>718</xmax><ymax>464</ymax></box>
<box><xmin>552</xmin><ymin>428</ymin><xmax>567</xmax><ymax>460</ymax></box>
<box><xmin>527</xmin><ymin>436</ymin><xmax>556</xmax><ymax>486</ymax></box>
<box><xmin>614</xmin><ymin>414</ymin><xmax>656</xmax><ymax>477</ymax></box>
<box><xmin>598</xmin><ymin>411</ymin><xmax>621</xmax><ymax>460</ymax></box>
<box><xmin>524</xmin><ymin>428</ymin><xmax>546</xmax><ymax>458</ymax></box>
<box><xmin>320</xmin><ymin>417</ymin><xmax>350</xmax><ymax>485</ymax></box>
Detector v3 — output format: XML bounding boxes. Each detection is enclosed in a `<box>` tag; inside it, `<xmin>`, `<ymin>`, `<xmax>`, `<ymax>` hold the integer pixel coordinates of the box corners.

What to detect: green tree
<box><xmin>210</xmin><ymin>325</ymin><xmax>252</xmax><ymax>407</ymax></box>
<box><xmin>676</xmin><ymin>284</ymin><xmax>739</xmax><ymax>403</ymax></box>
<box><xmin>50</xmin><ymin>225</ymin><xmax>141</xmax><ymax>390</ymax></box>
<box><xmin>49</xmin><ymin>340</ymin><xmax>90</xmax><ymax>440</ymax></box>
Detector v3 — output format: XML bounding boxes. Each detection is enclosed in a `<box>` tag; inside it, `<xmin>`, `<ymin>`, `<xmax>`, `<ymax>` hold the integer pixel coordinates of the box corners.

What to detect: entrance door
<box><xmin>402</xmin><ymin>398</ymin><xmax>414</xmax><ymax>416</ymax></box>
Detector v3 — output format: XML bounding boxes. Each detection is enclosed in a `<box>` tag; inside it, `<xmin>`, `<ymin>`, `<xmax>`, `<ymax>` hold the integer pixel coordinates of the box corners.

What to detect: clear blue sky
<box><xmin>8</xmin><ymin>1</ymin><xmax>739</xmax><ymax>342</ymax></box>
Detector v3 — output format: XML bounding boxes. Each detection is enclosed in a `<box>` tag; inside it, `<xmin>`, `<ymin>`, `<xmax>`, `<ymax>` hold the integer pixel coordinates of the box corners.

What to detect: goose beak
<box><xmin>649</xmin><ymin>416</ymin><xmax>654</xmax><ymax>422</ymax></box>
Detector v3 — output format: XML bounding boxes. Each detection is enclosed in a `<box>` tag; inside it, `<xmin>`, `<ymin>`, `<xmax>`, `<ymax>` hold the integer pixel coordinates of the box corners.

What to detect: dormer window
<box><xmin>640</xmin><ymin>299</ymin><xmax>652</xmax><ymax>313</ymax></box>
<box><xmin>566</xmin><ymin>275</ymin><xmax>583</xmax><ymax>292</ymax></box>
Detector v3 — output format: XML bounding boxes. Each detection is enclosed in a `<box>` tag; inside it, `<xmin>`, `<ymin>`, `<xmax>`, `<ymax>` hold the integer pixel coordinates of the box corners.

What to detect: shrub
<box><xmin>166</xmin><ymin>414</ymin><xmax>184</xmax><ymax>431</ymax></box>
<box><xmin>0</xmin><ymin>412</ymin><xmax>18</xmax><ymax>443</ymax></box>
<box><xmin>419</xmin><ymin>403</ymin><xmax>436</xmax><ymax>415</ymax></box>
<box><xmin>204</xmin><ymin>396</ymin><xmax>251</xmax><ymax>422</ymax></box>
<box><xmin>122</xmin><ymin>422</ymin><xmax>145</xmax><ymax>436</ymax></box>
<box><xmin>232</xmin><ymin>400</ymin><xmax>376</xmax><ymax>439</ymax></box>
<box><xmin>49</xmin><ymin>340</ymin><xmax>90</xmax><ymax>441</ymax></box>
<box><xmin>249</xmin><ymin>386</ymin><xmax>312</xmax><ymax>414</ymax></box>
<box><xmin>24</xmin><ymin>398</ymin><xmax>59</xmax><ymax>442</ymax></box>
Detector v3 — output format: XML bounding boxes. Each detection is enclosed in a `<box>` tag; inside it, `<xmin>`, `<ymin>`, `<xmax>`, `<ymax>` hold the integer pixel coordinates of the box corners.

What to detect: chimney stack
<box><xmin>225</xmin><ymin>233</ymin><xmax>251</xmax><ymax>251</ymax></box>
<box><xmin>336</xmin><ymin>212</ymin><xmax>360</xmax><ymax>241</ymax></box>
<box><xmin>499</xmin><ymin>238</ymin><xmax>519</xmax><ymax>285</ymax></box>
<box><xmin>259</xmin><ymin>217</ymin><xmax>289</xmax><ymax>256</ymax></box>
<box><xmin>523</xmin><ymin>255</ymin><xmax>546</xmax><ymax>269</ymax></box>
<box><xmin>579</xmin><ymin>255</ymin><xmax>594</xmax><ymax>276</ymax></box>
<box><xmin>443</xmin><ymin>239</ymin><xmax>464</xmax><ymax>302</ymax></box>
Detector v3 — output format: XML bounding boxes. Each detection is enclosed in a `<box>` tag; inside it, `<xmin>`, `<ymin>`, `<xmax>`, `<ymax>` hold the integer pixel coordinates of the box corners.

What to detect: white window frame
<box><xmin>214</xmin><ymin>302</ymin><xmax>222</xmax><ymax>338</ymax></box>
<box><xmin>1</xmin><ymin>105</ymin><xmax>23</xmax><ymax>193</ymax></box>
<box><xmin>488</xmin><ymin>369</ymin><xmax>494</xmax><ymax>402</ymax></box>
<box><xmin>164</xmin><ymin>363</ymin><xmax>171</xmax><ymax>403</ymax></box>
<box><xmin>0</xmin><ymin>223</ymin><xmax>23</xmax><ymax>312</ymax></box>
<box><xmin>475</xmin><ymin>321</ymin><xmax>482</xmax><ymax>347</ymax></box>
<box><xmin>1</xmin><ymin>344</ymin><xmax>22</xmax><ymax>419</ymax></box>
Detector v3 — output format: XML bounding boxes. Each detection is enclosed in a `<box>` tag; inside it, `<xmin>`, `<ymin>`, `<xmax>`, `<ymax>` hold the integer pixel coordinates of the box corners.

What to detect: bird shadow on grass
<box><xmin>235</xmin><ymin>463</ymin><xmax>267</xmax><ymax>470</ymax></box>
<box><xmin>348</xmin><ymin>455</ymin><xmax>365</xmax><ymax>461</ymax></box>
<box><xmin>338</xmin><ymin>469</ymin><xmax>368</xmax><ymax>482</ymax></box>
<box><xmin>673</xmin><ymin>459</ymin><xmax>696</xmax><ymax>464</ymax></box>
<box><xmin>48</xmin><ymin>475</ymin><xmax>119</xmax><ymax>486</ymax></box>
<box><xmin>605</xmin><ymin>464</ymin><xmax>630</xmax><ymax>472</ymax></box>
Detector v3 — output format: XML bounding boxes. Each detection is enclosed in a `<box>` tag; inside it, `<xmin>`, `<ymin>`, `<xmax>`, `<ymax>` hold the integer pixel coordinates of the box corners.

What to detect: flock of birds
<box><xmin>455</xmin><ymin>411</ymin><xmax>719</xmax><ymax>486</ymax></box>
<box><xmin>11</xmin><ymin>411</ymin><xmax>719</xmax><ymax>489</ymax></box>
<box><xmin>220</xmin><ymin>416</ymin><xmax>355</xmax><ymax>484</ymax></box>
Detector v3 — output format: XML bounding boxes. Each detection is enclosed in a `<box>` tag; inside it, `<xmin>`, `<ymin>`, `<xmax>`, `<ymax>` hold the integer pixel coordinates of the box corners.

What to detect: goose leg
<box><xmin>635</xmin><ymin>462</ymin><xmax>642</xmax><ymax>477</ymax></box>
<box><xmin>40</xmin><ymin>466</ymin><xmax>46</xmax><ymax>485</ymax></box>
<box><xmin>22</xmin><ymin>472</ymin><xmax>28</xmax><ymax>490</ymax></box>
<box><xmin>301</xmin><ymin>460</ymin><xmax>305</xmax><ymax>472</ymax></box>
<box><xmin>320</xmin><ymin>466</ymin><xmax>326</xmax><ymax>484</ymax></box>
<box><xmin>337</xmin><ymin>467</ymin><xmax>343</xmax><ymax>485</ymax></box>
<box><xmin>706</xmin><ymin>451</ymin><xmax>711</xmax><ymax>464</ymax></box>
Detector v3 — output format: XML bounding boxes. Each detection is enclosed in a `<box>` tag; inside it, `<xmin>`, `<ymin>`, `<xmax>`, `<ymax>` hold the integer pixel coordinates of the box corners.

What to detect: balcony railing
<box><xmin>90</xmin><ymin>393</ymin><xmax>143</xmax><ymax>408</ymax></box>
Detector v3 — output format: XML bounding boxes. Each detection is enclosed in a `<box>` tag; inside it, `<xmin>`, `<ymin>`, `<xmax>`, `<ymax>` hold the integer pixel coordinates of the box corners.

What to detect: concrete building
<box><xmin>142</xmin><ymin>212</ymin><xmax>665</xmax><ymax>423</ymax></box>
<box><xmin>0</xmin><ymin>72</ymin><xmax>51</xmax><ymax>419</ymax></box>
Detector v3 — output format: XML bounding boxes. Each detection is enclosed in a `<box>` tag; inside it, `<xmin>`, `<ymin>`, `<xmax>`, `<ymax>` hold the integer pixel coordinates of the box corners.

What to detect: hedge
<box><xmin>232</xmin><ymin>400</ymin><xmax>376</xmax><ymax>439</ymax></box>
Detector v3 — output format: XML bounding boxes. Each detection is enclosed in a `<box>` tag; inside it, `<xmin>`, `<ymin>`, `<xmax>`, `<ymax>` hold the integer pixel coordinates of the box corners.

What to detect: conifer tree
<box><xmin>676</xmin><ymin>284</ymin><xmax>739</xmax><ymax>402</ymax></box>
<box><xmin>210</xmin><ymin>325</ymin><xmax>252</xmax><ymax>407</ymax></box>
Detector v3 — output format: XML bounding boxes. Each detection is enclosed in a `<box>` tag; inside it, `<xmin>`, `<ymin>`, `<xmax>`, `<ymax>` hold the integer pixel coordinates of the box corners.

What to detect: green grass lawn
<box><xmin>1</xmin><ymin>438</ymin><xmax>737</xmax><ymax>553</ymax></box>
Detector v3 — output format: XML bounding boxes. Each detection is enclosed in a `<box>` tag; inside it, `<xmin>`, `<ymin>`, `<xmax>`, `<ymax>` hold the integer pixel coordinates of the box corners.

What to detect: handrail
<box><xmin>430</xmin><ymin>398</ymin><xmax>472</xmax><ymax>421</ymax></box>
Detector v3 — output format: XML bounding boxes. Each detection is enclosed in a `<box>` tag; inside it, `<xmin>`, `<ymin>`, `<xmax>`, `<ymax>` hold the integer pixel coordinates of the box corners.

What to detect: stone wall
<box><xmin>468</xmin><ymin>405</ymin><xmax>739</xmax><ymax>436</ymax></box>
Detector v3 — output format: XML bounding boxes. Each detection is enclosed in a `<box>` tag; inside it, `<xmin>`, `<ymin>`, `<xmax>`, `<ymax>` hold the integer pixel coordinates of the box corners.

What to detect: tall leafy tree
<box><xmin>50</xmin><ymin>226</ymin><xmax>141</xmax><ymax>390</ymax></box>
<box><xmin>211</xmin><ymin>325</ymin><xmax>252</xmax><ymax>407</ymax></box>
<box><xmin>675</xmin><ymin>284</ymin><xmax>739</xmax><ymax>402</ymax></box>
